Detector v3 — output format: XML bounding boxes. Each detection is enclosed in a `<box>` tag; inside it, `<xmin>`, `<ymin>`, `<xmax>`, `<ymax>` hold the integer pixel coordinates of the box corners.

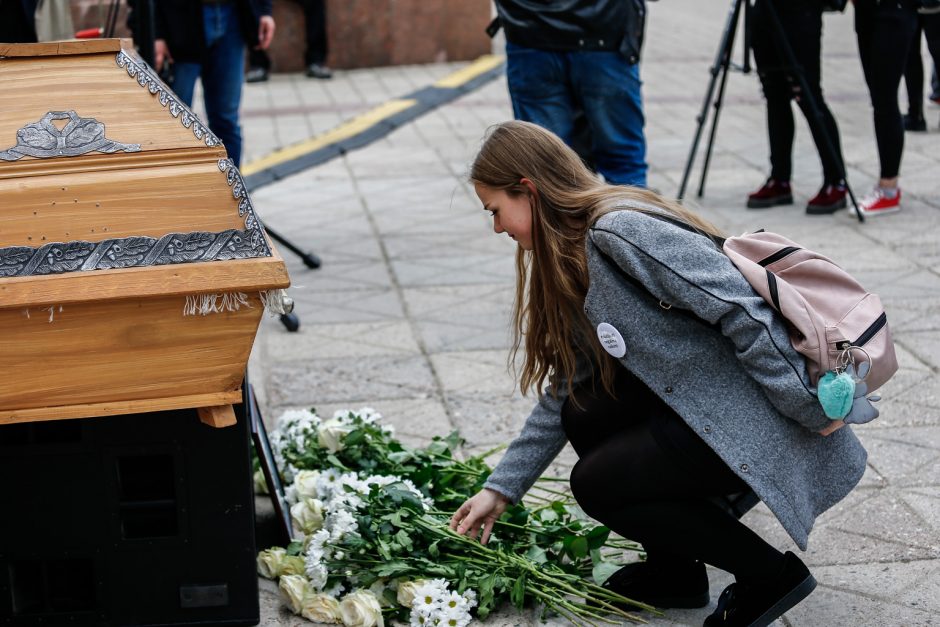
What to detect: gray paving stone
<box><xmin>266</xmin><ymin>355</ymin><xmax>437</xmax><ymax>407</ymax></box>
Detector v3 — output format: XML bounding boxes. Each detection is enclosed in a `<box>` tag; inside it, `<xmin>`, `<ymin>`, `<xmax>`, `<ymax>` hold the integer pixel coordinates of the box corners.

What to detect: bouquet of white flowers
<box><xmin>256</xmin><ymin>407</ymin><xmax>656</xmax><ymax>626</ymax></box>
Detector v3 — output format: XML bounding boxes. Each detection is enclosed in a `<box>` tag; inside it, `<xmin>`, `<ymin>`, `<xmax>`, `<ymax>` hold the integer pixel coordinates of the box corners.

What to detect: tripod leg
<box><xmin>679</xmin><ymin>0</ymin><xmax>745</xmax><ymax>200</ymax></box>
<box><xmin>758</xmin><ymin>0</ymin><xmax>864</xmax><ymax>222</ymax></box>
<box><xmin>697</xmin><ymin>43</ymin><xmax>737</xmax><ymax>198</ymax></box>
<box><xmin>265</xmin><ymin>226</ymin><xmax>322</xmax><ymax>269</ymax></box>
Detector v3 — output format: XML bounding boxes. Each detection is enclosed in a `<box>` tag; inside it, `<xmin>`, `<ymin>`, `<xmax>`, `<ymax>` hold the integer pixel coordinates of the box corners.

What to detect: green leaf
<box><xmin>566</xmin><ymin>536</ymin><xmax>589</xmax><ymax>559</ymax></box>
<box><xmin>592</xmin><ymin>560</ymin><xmax>623</xmax><ymax>585</ymax></box>
<box><xmin>585</xmin><ymin>525</ymin><xmax>610</xmax><ymax>550</ymax></box>
<box><xmin>510</xmin><ymin>572</ymin><xmax>527</xmax><ymax>609</ymax></box>
<box><xmin>428</xmin><ymin>541</ymin><xmax>440</xmax><ymax>558</ymax></box>
<box><xmin>525</xmin><ymin>545</ymin><xmax>548</xmax><ymax>564</ymax></box>
<box><xmin>344</xmin><ymin>429</ymin><xmax>366</xmax><ymax>446</ymax></box>
<box><xmin>285</xmin><ymin>541</ymin><xmax>304</xmax><ymax>556</ymax></box>
<box><xmin>375</xmin><ymin>561</ymin><xmax>412</xmax><ymax>577</ymax></box>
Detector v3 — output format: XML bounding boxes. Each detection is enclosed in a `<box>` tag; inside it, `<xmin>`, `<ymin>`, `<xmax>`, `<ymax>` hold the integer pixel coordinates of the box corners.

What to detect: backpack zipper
<box><xmin>757</xmin><ymin>246</ymin><xmax>801</xmax><ymax>267</ymax></box>
<box><xmin>836</xmin><ymin>312</ymin><xmax>887</xmax><ymax>350</ymax></box>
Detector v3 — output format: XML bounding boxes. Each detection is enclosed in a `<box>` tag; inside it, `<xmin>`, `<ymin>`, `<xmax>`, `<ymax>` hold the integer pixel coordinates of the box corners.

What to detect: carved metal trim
<box><xmin>0</xmin><ymin>110</ymin><xmax>140</xmax><ymax>161</ymax></box>
<box><xmin>115</xmin><ymin>50</ymin><xmax>221</xmax><ymax>149</ymax></box>
<box><xmin>217</xmin><ymin>158</ymin><xmax>270</xmax><ymax>257</ymax></box>
<box><xmin>0</xmin><ymin>229</ymin><xmax>268</xmax><ymax>278</ymax></box>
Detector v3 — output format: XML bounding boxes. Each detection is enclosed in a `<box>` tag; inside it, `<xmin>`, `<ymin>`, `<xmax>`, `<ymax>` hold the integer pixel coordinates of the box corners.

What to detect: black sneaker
<box><xmin>601</xmin><ymin>559</ymin><xmax>709</xmax><ymax>610</ymax></box>
<box><xmin>306</xmin><ymin>63</ymin><xmax>333</xmax><ymax>79</ymax></box>
<box><xmin>903</xmin><ymin>113</ymin><xmax>927</xmax><ymax>132</ymax></box>
<box><xmin>245</xmin><ymin>66</ymin><xmax>269</xmax><ymax>83</ymax></box>
<box><xmin>704</xmin><ymin>551</ymin><xmax>816</xmax><ymax>627</ymax></box>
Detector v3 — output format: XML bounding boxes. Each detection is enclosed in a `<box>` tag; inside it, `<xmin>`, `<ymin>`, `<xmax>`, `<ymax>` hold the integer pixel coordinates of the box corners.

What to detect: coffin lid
<box><xmin>0</xmin><ymin>39</ymin><xmax>288</xmax><ymax>309</ymax></box>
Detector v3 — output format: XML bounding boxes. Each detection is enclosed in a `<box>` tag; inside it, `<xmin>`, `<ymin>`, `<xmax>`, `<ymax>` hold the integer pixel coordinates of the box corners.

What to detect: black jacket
<box><xmin>494</xmin><ymin>0</ymin><xmax>647</xmax><ymax>64</ymax></box>
<box><xmin>128</xmin><ymin>0</ymin><xmax>272</xmax><ymax>63</ymax></box>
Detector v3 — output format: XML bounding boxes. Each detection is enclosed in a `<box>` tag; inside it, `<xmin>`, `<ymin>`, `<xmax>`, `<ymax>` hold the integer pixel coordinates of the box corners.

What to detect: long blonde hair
<box><xmin>470</xmin><ymin>120</ymin><xmax>724</xmax><ymax>399</ymax></box>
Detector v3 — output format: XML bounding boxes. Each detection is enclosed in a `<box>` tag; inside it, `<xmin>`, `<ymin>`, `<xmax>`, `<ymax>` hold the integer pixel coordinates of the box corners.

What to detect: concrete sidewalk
<box><xmin>227</xmin><ymin>1</ymin><xmax>940</xmax><ymax>624</ymax></box>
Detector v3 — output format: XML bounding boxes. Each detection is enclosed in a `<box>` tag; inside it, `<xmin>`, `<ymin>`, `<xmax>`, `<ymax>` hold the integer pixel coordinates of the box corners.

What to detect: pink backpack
<box><xmin>723</xmin><ymin>231</ymin><xmax>898</xmax><ymax>392</ymax></box>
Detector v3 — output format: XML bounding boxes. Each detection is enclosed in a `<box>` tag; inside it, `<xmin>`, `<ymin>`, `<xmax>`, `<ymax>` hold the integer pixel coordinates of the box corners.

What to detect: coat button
<box><xmin>703</xmin><ymin>425</ymin><xmax>711</xmax><ymax>434</ymax></box>
<box><xmin>665</xmin><ymin>386</ymin><xmax>674</xmax><ymax>394</ymax></box>
<box><xmin>740</xmin><ymin>463</ymin><xmax>749</xmax><ymax>472</ymax></box>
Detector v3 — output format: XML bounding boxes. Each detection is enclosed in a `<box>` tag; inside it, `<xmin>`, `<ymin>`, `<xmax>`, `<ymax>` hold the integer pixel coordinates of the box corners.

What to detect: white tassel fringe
<box><xmin>183</xmin><ymin>292</ymin><xmax>252</xmax><ymax>316</ymax></box>
<box><xmin>259</xmin><ymin>289</ymin><xmax>294</xmax><ymax>315</ymax></box>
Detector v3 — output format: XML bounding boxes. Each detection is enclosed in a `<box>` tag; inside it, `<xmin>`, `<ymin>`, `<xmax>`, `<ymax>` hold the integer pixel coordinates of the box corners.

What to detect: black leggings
<box><xmin>903</xmin><ymin>14</ymin><xmax>940</xmax><ymax>120</ymax></box>
<box><xmin>561</xmin><ymin>368</ymin><xmax>786</xmax><ymax>582</ymax></box>
<box><xmin>854</xmin><ymin>0</ymin><xmax>940</xmax><ymax>179</ymax></box>
<box><xmin>751</xmin><ymin>0</ymin><xmax>845</xmax><ymax>184</ymax></box>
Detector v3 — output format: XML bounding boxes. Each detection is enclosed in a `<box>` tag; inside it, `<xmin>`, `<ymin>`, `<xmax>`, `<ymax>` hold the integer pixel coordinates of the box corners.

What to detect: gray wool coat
<box><xmin>483</xmin><ymin>209</ymin><xmax>868</xmax><ymax>550</ymax></box>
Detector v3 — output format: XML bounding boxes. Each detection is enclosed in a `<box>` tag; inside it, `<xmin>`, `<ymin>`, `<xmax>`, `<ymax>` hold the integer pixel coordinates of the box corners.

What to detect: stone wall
<box><xmin>68</xmin><ymin>0</ymin><xmax>492</xmax><ymax>71</ymax></box>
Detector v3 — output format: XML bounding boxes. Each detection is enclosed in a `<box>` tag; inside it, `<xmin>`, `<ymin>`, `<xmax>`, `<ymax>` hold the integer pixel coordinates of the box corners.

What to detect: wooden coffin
<box><xmin>0</xmin><ymin>39</ymin><xmax>290</xmax><ymax>425</ymax></box>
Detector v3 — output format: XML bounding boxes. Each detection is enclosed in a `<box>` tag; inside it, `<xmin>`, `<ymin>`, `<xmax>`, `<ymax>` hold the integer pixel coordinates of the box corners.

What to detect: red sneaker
<box><xmin>805</xmin><ymin>182</ymin><xmax>847</xmax><ymax>215</ymax></box>
<box><xmin>747</xmin><ymin>178</ymin><xmax>793</xmax><ymax>209</ymax></box>
<box><xmin>859</xmin><ymin>187</ymin><xmax>901</xmax><ymax>217</ymax></box>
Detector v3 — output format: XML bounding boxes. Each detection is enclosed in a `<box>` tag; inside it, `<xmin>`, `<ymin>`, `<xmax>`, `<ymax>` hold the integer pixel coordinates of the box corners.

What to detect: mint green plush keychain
<box><xmin>818</xmin><ymin>350</ymin><xmax>872</xmax><ymax>420</ymax></box>
<box><xmin>817</xmin><ymin>370</ymin><xmax>856</xmax><ymax>419</ymax></box>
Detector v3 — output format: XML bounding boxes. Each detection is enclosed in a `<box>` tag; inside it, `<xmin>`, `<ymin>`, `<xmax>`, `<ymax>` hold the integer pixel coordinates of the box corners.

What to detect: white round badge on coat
<box><xmin>596</xmin><ymin>323</ymin><xmax>626</xmax><ymax>358</ymax></box>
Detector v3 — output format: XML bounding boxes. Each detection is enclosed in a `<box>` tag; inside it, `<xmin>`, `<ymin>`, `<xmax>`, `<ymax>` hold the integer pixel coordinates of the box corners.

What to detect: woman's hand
<box><xmin>818</xmin><ymin>419</ymin><xmax>845</xmax><ymax>436</ymax></box>
<box><xmin>449</xmin><ymin>488</ymin><xmax>509</xmax><ymax>545</ymax></box>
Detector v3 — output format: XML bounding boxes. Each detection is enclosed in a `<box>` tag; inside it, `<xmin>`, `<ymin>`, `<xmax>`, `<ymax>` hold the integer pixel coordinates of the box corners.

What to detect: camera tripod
<box><xmin>678</xmin><ymin>0</ymin><xmax>864</xmax><ymax>222</ymax></box>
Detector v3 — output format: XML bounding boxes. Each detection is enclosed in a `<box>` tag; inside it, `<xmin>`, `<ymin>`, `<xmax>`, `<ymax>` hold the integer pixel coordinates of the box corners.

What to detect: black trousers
<box><xmin>903</xmin><ymin>14</ymin><xmax>940</xmax><ymax>120</ymax></box>
<box><xmin>854</xmin><ymin>0</ymin><xmax>940</xmax><ymax>179</ymax></box>
<box><xmin>561</xmin><ymin>368</ymin><xmax>787</xmax><ymax>582</ymax></box>
<box><xmin>247</xmin><ymin>0</ymin><xmax>327</xmax><ymax>69</ymax></box>
<box><xmin>751</xmin><ymin>0</ymin><xmax>845</xmax><ymax>185</ymax></box>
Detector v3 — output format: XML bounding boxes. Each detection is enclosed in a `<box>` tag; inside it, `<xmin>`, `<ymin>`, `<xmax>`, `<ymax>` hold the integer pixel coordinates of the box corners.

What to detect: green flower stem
<box><xmin>535</xmin><ymin>476</ymin><xmax>570</xmax><ymax>483</ymax></box>
<box><xmin>468</xmin><ymin>443</ymin><xmax>508</xmax><ymax>461</ymax></box>
<box><xmin>529</xmin><ymin>484</ymin><xmax>574</xmax><ymax>499</ymax></box>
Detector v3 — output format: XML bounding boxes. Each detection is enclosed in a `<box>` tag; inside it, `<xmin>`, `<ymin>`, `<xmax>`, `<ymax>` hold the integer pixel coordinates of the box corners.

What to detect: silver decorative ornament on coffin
<box><xmin>0</xmin><ymin>111</ymin><xmax>140</xmax><ymax>161</ymax></box>
<box><xmin>115</xmin><ymin>50</ymin><xmax>222</xmax><ymax>149</ymax></box>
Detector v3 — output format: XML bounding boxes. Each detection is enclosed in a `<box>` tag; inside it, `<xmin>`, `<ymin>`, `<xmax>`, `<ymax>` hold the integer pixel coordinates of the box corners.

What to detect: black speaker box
<box><xmin>0</xmin><ymin>407</ymin><xmax>259</xmax><ymax>626</ymax></box>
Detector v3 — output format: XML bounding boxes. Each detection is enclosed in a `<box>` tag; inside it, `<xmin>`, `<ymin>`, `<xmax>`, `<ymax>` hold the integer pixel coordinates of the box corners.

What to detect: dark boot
<box><xmin>747</xmin><ymin>179</ymin><xmax>793</xmax><ymax>209</ymax></box>
<box><xmin>805</xmin><ymin>181</ymin><xmax>847</xmax><ymax>215</ymax></box>
<box><xmin>601</xmin><ymin>559</ymin><xmax>709</xmax><ymax>610</ymax></box>
<box><xmin>703</xmin><ymin>551</ymin><xmax>816</xmax><ymax>627</ymax></box>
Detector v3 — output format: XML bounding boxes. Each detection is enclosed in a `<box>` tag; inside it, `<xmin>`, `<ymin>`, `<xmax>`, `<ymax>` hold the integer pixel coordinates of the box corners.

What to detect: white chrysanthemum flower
<box><xmin>326</xmin><ymin>508</ymin><xmax>358</xmax><ymax>541</ymax></box>
<box><xmin>409</xmin><ymin>606</ymin><xmax>434</xmax><ymax>627</ymax></box>
<box><xmin>461</xmin><ymin>589</ymin><xmax>477</xmax><ymax>607</ymax></box>
<box><xmin>306</xmin><ymin>563</ymin><xmax>328</xmax><ymax>590</ymax></box>
<box><xmin>323</xmin><ymin>581</ymin><xmax>346</xmax><ymax>598</ymax></box>
<box><xmin>411</xmin><ymin>579</ymin><xmax>447</xmax><ymax>612</ymax></box>
<box><xmin>305</xmin><ymin>529</ymin><xmax>331</xmax><ymax>569</ymax></box>
<box><xmin>440</xmin><ymin>591</ymin><xmax>471</xmax><ymax>613</ymax></box>
<box><xmin>437</xmin><ymin>605</ymin><xmax>471</xmax><ymax>627</ymax></box>
<box><xmin>316</xmin><ymin>467</ymin><xmax>344</xmax><ymax>500</ymax></box>
<box><xmin>381</xmin><ymin>424</ymin><xmax>395</xmax><ymax>435</ymax></box>
<box><xmin>284</xmin><ymin>484</ymin><xmax>298</xmax><ymax>505</ymax></box>
<box><xmin>357</xmin><ymin>407</ymin><xmax>382</xmax><ymax>424</ymax></box>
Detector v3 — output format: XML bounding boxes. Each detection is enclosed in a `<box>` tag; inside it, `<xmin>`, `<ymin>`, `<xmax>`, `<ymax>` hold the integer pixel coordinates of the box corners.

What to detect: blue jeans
<box><xmin>506</xmin><ymin>42</ymin><xmax>647</xmax><ymax>187</ymax></box>
<box><xmin>172</xmin><ymin>3</ymin><xmax>245</xmax><ymax>167</ymax></box>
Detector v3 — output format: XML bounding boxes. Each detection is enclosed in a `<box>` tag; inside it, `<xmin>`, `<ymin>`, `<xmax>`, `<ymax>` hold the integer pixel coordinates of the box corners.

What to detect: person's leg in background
<box><xmin>571</xmin><ymin>51</ymin><xmax>648</xmax><ymax>188</ymax></box>
<box><xmin>170</xmin><ymin>62</ymin><xmax>202</xmax><ymax>108</ymax></box>
<box><xmin>920</xmin><ymin>12</ymin><xmax>940</xmax><ymax>125</ymax></box>
<box><xmin>747</xmin><ymin>0</ymin><xmax>796</xmax><ymax>209</ymax></box>
<box><xmin>246</xmin><ymin>48</ymin><xmax>271</xmax><ymax>83</ymax></box>
<box><xmin>505</xmin><ymin>42</ymin><xmax>578</xmax><ymax>152</ymax></box>
<box><xmin>200</xmin><ymin>2</ymin><xmax>246</xmax><ymax>167</ymax></box>
<box><xmin>903</xmin><ymin>23</ymin><xmax>926</xmax><ymax>130</ymax></box>
<box><xmin>302</xmin><ymin>0</ymin><xmax>331</xmax><ymax>79</ymax></box>
<box><xmin>854</xmin><ymin>0</ymin><xmax>918</xmax><ymax>215</ymax></box>
<box><xmin>784</xmin><ymin>0</ymin><xmax>849</xmax><ymax>214</ymax></box>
